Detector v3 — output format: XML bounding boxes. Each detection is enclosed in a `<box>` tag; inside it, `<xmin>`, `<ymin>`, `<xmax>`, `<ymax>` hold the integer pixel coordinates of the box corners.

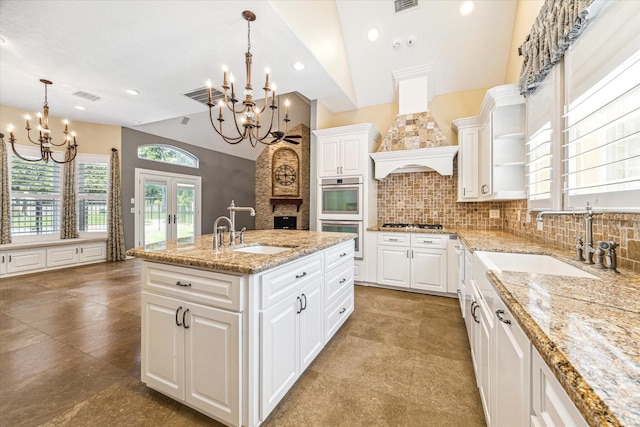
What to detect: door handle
<box><xmin>296</xmin><ymin>296</ymin><xmax>302</xmax><ymax>314</ymax></box>
<box><xmin>173</xmin><ymin>214</ymin><xmax>176</xmax><ymax>224</ymax></box>
<box><xmin>182</xmin><ymin>308</ymin><xmax>190</xmax><ymax>329</ymax></box>
<box><xmin>175</xmin><ymin>306</ymin><xmax>183</xmax><ymax>326</ymax></box>
<box><xmin>496</xmin><ymin>310</ymin><xmax>512</xmax><ymax>325</ymax></box>
<box><xmin>301</xmin><ymin>293</ymin><xmax>307</xmax><ymax>311</ymax></box>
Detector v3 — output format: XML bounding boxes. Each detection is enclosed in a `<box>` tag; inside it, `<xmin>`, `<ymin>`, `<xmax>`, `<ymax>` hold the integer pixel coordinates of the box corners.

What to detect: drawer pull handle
<box><xmin>496</xmin><ymin>310</ymin><xmax>511</xmax><ymax>325</ymax></box>
<box><xmin>175</xmin><ymin>306</ymin><xmax>183</xmax><ymax>327</ymax></box>
<box><xmin>339</xmin><ymin>307</ymin><xmax>346</xmax><ymax>315</ymax></box>
<box><xmin>176</xmin><ymin>281</ymin><xmax>191</xmax><ymax>287</ymax></box>
<box><xmin>295</xmin><ymin>272</ymin><xmax>307</xmax><ymax>279</ymax></box>
<box><xmin>388</xmin><ymin>238</ymin><xmax>399</xmax><ymax>242</ymax></box>
<box><xmin>183</xmin><ymin>308</ymin><xmax>190</xmax><ymax>329</ymax></box>
<box><xmin>339</xmin><ymin>278</ymin><xmax>346</xmax><ymax>284</ymax></box>
<box><xmin>339</xmin><ymin>252</ymin><xmax>348</xmax><ymax>257</ymax></box>
<box><xmin>421</xmin><ymin>240</ymin><xmax>434</xmax><ymax>244</ymax></box>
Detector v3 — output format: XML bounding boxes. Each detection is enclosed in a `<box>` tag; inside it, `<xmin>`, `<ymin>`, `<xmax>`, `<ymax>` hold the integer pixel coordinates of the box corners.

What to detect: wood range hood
<box><xmin>370</xmin><ymin>74</ymin><xmax>458</xmax><ymax>180</ymax></box>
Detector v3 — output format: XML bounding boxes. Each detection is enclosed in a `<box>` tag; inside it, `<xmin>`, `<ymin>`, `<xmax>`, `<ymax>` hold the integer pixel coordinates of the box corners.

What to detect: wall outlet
<box><xmin>489</xmin><ymin>209</ymin><xmax>500</xmax><ymax>219</ymax></box>
<box><xmin>131</xmin><ymin>198</ymin><xmax>135</xmax><ymax>204</ymax></box>
<box><xmin>537</xmin><ymin>220</ymin><xmax>544</xmax><ymax>231</ymax></box>
<box><xmin>130</xmin><ymin>207</ymin><xmax>136</xmax><ymax>214</ymax></box>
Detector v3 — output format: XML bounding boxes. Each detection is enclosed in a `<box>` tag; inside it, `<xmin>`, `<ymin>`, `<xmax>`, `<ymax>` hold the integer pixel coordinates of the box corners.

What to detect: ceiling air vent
<box><xmin>72</xmin><ymin>91</ymin><xmax>101</xmax><ymax>102</ymax></box>
<box><xmin>394</xmin><ymin>0</ymin><xmax>418</xmax><ymax>14</ymax></box>
<box><xmin>183</xmin><ymin>86</ymin><xmax>224</xmax><ymax>106</ymax></box>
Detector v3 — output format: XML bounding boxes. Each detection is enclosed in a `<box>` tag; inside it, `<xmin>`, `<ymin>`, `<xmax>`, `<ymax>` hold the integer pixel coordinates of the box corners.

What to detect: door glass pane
<box><xmin>176</xmin><ymin>183</ymin><xmax>196</xmax><ymax>243</ymax></box>
<box><xmin>144</xmin><ymin>182</ymin><xmax>168</xmax><ymax>245</ymax></box>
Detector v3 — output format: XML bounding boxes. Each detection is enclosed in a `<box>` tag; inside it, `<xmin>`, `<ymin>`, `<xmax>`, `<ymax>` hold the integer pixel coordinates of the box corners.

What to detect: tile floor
<box><xmin>1</xmin><ymin>258</ymin><xmax>485</xmax><ymax>426</ymax></box>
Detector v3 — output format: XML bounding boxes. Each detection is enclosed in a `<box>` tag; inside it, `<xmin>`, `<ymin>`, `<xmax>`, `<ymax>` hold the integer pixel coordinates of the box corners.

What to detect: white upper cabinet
<box><xmin>453</xmin><ymin>84</ymin><xmax>527</xmax><ymax>202</ymax></box>
<box><xmin>314</xmin><ymin>124</ymin><xmax>379</xmax><ymax>178</ymax></box>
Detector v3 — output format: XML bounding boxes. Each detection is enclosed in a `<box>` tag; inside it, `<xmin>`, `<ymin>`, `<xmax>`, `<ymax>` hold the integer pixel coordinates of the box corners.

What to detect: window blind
<box><xmin>564</xmin><ymin>0</ymin><xmax>640</xmax><ymax>210</ymax></box>
<box><xmin>78</xmin><ymin>158</ymin><xmax>109</xmax><ymax>232</ymax></box>
<box><xmin>10</xmin><ymin>149</ymin><xmax>62</xmax><ymax>236</ymax></box>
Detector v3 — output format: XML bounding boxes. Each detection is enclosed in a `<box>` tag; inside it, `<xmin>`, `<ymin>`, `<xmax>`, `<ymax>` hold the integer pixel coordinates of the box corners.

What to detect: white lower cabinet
<box><xmin>531</xmin><ymin>347</ymin><xmax>588</xmax><ymax>427</ymax></box>
<box><xmin>260</xmin><ymin>278</ymin><xmax>323</xmax><ymax>418</ymax></box>
<box><xmin>494</xmin><ymin>300</ymin><xmax>530</xmax><ymax>427</ymax></box>
<box><xmin>3</xmin><ymin>249</ymin><xmax>46</xmax><ymax>275</ymax></box>
<box><xmin>376</xmin><ymin>233</ymin><xmax>447</xmax><ymax>293</ymax></box>
<box><xmin>468</xmin><ymin>252</ymin><xmax>587</xmax><ymax>427</ymax></box>
<box><xmin>141</xmin><ymin>291</ymin><xmax>241</xmax><ymax>426</ymax></box>
<box><xmin>1</xmin><ymin>241</ymin><xmax>106</xmax><ymax>277</ymax></box>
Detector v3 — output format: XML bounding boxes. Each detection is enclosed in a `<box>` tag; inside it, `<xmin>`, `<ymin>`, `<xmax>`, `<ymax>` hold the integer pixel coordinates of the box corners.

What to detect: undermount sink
<box><xmin>475</xmin><ymin>251</ymin><xmax>598</xmax><ymax>279</ymax></box>
<box><xmin>232</xmin><ymin>245</ymin><xmax>292</xmax><ymax>255</ymax></box>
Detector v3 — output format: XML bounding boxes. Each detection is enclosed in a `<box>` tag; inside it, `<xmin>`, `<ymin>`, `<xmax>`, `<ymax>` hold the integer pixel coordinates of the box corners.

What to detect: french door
<box><xmin>135</xmin><ymin>169</ymin><xmax>201</xmax><ymax>247</ymax></box>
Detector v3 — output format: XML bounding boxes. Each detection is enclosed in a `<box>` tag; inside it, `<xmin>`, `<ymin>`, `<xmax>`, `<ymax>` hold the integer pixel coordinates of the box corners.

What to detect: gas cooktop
<box><xmin>381</xmin><ymin>223</ymin><xmax>444</xmax><ymax>230</ymax></box>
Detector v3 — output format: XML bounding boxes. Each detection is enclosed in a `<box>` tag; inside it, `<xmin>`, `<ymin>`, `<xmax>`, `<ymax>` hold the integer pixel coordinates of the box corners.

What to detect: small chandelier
<box><xmin>7</xmin><ymin>79</ymin><xmax>78</xmax><ymax>164</ymax></box>
<box><xmin>206</xmin><ymin>10</ymin><xmax>292</xmax><ymax>147</ymax></box>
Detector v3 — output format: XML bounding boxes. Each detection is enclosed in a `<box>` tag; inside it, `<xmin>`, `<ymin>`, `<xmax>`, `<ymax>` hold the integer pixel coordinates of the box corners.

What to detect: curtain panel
<box><xmin>0</xmin><ymin>138</ymin><xmax>11</xmax><ymax>244</ymax></box>
<box><xmin>519</xmin><ymin>0</ymin><xmax>594</xmax><ymax>96</ymax></box>
<box><xmin>107</xmin><ymin>148</ymin><xmax>126</xmax><ymax>261</ymax></box>
<box><xmin>60</xmin><ymin>150</ymin><xmax>79</xmax><ymax>239</ymax></box>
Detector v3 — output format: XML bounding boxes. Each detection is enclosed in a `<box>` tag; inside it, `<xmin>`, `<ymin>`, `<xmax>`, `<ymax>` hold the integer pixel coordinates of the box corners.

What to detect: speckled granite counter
<box><xmin>126</xmin><ymin>230</ymin><xmax>356</xmax><ymax>274</ymax></box>
<box><xmin>457</xmin><ymin>229</ymin><xmax>639</xmax><ymax>427</ymax></box>
<box><xmin>366</xmin><ymin>226</ymin><xmax>453</xmax><ymax>234</ymax></box>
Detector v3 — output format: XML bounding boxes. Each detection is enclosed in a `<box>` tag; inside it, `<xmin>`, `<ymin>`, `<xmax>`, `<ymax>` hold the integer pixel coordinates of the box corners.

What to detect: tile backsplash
<box><xmin>376</xmin><ymin>165</ymin><xmax>640</xmax><ymax>273</ymax></box>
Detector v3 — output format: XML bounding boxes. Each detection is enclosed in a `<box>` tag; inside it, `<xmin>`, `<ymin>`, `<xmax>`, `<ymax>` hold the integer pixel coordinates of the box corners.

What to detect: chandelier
<box><xmin>206</xmin><ymin>10</ymin><xmax>295</xmax><ymax>147</ymax></box>
<box><xmin>7</xmin><ymin>79</ymin><xmax>78</xmax><ymax>164</ymax></box>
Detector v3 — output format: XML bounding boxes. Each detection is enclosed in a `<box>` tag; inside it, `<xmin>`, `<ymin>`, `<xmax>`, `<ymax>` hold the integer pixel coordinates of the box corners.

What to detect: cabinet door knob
<box><xmin>496</xmin><ymin>310</ymin><xmax>511</xmax><ymax>325</ymax></box>
<box><xmin>183</xmin><ymin>308</ymin><xmax>190</xmax><ymax>329</ymax></box>
<box><xmin>175</xmin><ymin>306</ymin><xmax>183</xmax><ymax>327</ymax></box>
<box><xmin>295</xmin><ymin>271</ymin><xmax>307</xmax><ymax>279</ymax></box>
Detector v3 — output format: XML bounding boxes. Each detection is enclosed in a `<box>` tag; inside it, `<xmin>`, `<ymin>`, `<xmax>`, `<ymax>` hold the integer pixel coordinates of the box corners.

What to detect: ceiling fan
<box><xmin>270</xmin><ymin>131</ymin><xmax>302</xmax><ymax>145</ymax></box>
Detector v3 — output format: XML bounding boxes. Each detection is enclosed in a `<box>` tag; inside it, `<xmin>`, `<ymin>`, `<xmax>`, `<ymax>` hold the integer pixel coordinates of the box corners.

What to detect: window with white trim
<box><xmin>137</xmin><ymin>144</ymin><xmax>199</xmax><ymax>168</ymax></box>
<box><xmin>8</xmin><ymin>148</ymin><xmax>110</xmax><ymax>239</ymax></box>
<box><xmin>77</xmin><ymin>155</ymin><xmax>109</xmax><ymax>232</ymax></box>
<box><xmin>526</xmin><ymin>0</ymin><xmax>640</xmax><ymax>212</ymax></box>
<box><xmin>9</xmin><ymin>146</ymin><xmax>62</xmax><ymax>237</ymax></box>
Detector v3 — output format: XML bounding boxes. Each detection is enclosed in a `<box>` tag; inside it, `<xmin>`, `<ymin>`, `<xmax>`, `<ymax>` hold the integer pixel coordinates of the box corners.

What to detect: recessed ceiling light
<box><xmin>291</xmin><ymin>62</ymin><xmax>305</xmax><ymax>71</ymax></box>
<box><xmin>126</xmin><ymin>89</ymin><xmax>140</xmax><ymax>95</ymax></box>
<box><xmin>367</xmin><ymin>27</ymin><xmax>380</xmax><ymax>42</ymax></box>
<box><xmin>459</xmin><ymin>1</ymin><xmax>474</xmax><ymax>16</ymax></box>
<box><xmin>74</xmin><ymin>105</ymin><xmax>87</xmax><ymax>111</ymax></box>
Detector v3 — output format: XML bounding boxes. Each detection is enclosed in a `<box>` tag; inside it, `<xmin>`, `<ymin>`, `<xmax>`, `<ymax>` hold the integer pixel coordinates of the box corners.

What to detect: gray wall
<box><xmin>121</xmin><ymin>128</ymin><xmax>256</xmax><ymax>249</ymax></box>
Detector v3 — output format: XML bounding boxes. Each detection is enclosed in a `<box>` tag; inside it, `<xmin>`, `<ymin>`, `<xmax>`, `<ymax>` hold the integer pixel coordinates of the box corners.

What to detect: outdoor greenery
<box><xmin>137</xmin><ymin>145</ymin><xmax>198</xmax><ymax>168</ymax></box>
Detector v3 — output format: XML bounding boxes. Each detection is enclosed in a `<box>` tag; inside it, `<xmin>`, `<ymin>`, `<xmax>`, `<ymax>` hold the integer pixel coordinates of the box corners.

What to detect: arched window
<box><xmin>137</xmin><ymin>144</ymin><xmax>199</xmax><ymax>168</ymax></box>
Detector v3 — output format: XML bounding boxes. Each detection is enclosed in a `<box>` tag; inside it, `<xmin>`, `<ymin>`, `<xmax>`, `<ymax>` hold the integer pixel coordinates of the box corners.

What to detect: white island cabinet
<box><xmin>132</xmin><ymin>233</ymin><xmax>355</xmax><ymax>427</ymax></box>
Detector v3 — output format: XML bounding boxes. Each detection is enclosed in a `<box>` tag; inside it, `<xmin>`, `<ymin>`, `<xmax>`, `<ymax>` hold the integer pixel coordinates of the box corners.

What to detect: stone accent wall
<box><xmin>376</xmin><ymin>163</ymin><xmax>503</xmax><ymax>229</ymax></box>
<box><xmin>377</xmin><ymin>112</ymin><xmax>447</xmax><ymax>152</ymax></box>
<box><xmin>503</xmin><ymin>199</ymin><xmax>640</xmax><ymax>273</ymax></box>
<box><xmin>376</xmin><ymin>163</ymin><xmax>639</xmax><ymax>272</ymax></box>
<box><xmin>255</xmin><ymin>124</ymin><xmax>310</xmax><ymax>230</ymax></box>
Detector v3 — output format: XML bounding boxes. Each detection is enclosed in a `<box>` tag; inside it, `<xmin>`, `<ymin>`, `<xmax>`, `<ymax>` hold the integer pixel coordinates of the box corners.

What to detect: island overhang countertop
<box><xmin>126</xmin><ymin>230</ymin><xmax>357</xmax><ymax>274</ymax></box>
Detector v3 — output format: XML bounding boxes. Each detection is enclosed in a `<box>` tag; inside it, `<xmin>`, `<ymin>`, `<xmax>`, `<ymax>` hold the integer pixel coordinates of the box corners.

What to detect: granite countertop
<box><xmin>456</xmin><ymin>229</ymin><xmax>640</xmax><ymax>427</ymax></box>
<box><xmin>125</xmin><ymin>230</ymin><xmax>356</xmax><ymax>274</ymax></box>
<box><xmin>366</xmin><ymin>226</ymin><xmax>453</xmax><ymax>234</ymax></box>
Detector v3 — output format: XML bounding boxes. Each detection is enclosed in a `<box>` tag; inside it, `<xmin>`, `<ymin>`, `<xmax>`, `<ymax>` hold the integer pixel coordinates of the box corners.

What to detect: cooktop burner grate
<box><xmin>381</xmin><ymin>223</ymin><xmax>443</xmax><ymax>230</ymax></box>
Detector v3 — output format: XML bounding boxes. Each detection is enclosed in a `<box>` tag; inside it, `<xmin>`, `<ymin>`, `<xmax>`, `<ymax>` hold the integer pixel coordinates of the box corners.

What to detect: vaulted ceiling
<box><xmin>0</xmin><ymin>0</ymin><xmax>519</xmax><ymax>160</ymax></box>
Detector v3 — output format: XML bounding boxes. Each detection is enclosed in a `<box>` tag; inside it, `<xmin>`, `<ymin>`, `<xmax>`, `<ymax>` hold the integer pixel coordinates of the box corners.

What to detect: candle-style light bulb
<box><xmin>206</xmin><ymin>79</ymin><xmax>213</xmax><ymax>104</ymax></box>
<box><xmin>264</xmin><ymin>68</ymin><xmax>270</xmax><ymax>89</ymax></box>
<box><xmin>271</xmin><ymin>84</ymin><xmax>277</xmax><ymax>105</ymax></box>
<box><xmin>63</xmin><ymin>119</ymin><xmax>69</xmax><ymax>133</ymax></box>
<box><xmin>25</xmin><ymin>115</ymin><xmax>31</xmax><ymax>129</ymax></box>
<box><xmin>285</xmin><ymin>99</ymin><xmax>290</xmax><ymax>115</ymax></box>
<box><xmin>222</xmin><ymin>66</ymin><xmax>228</xmax><ymax>87</ymax></box>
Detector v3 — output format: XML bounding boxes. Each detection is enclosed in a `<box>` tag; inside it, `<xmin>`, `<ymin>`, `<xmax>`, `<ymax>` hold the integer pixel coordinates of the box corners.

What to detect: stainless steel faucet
<box><xmin>212</xmin><ymin>201</ymin><xmax>256</xmax><ymax>250</ymax></box>
<box><xmin>227</xmin><ymin>200</ymin><xmax>256</xmax><ymax>245</ymax></box>
<box><xmin>213</xmin><ymin>216</ymin><xmax>233</xmax><ymax>250</ymax></box>
<box><xmin>536</xmin><ymin>202</ymin><xmax>598</xmax><ymax>264</ymax></box>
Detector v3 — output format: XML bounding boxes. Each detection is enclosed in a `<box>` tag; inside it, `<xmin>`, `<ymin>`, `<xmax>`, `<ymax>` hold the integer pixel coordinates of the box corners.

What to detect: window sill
<box><xmin>0</xmin><ymin>236</ymin><xmax>107</xmax><ymax>251</ymax></box>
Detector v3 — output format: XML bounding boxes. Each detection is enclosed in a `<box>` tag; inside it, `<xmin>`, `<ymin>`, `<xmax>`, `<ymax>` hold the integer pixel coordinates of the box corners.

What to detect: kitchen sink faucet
<box><xmin>536</xmin><ymin>202</ymin><xmax>598</xmax><ymax>264</ymax></box>
<box><xmin>213</xmin><ymin>200</ymin><xmax>256</xmax><ymax>250</ymax></box>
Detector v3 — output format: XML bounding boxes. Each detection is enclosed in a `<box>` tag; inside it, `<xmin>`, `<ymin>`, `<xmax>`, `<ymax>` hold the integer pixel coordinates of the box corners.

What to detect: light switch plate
<box><xmin>130</xmin><ymin>207</ymin><xmax>135</xmax><ymax>214</ymax></box>
<box><xmin>489</xmin><ymin>209</ymin><xmax>500</xmax><ymax>219</ymax></box>
<box><xmin>131</xmin><ymin>198</ymin><xmax>135</xmax><ymax>204</ymax></box>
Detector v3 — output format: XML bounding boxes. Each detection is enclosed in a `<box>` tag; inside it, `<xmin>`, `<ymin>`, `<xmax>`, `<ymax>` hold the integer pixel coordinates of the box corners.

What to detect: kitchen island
<box><xmin>127</xmin><ymin>230</ymin><xmax>357</xmax><ymax>427</ymax></box>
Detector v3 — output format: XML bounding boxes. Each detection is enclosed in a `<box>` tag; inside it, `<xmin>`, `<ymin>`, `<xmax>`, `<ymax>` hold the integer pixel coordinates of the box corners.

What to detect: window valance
<box><xmin>518</xmin><ymin>0</ymin><xmax>594</xmax><ymax>96</ymax></box>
